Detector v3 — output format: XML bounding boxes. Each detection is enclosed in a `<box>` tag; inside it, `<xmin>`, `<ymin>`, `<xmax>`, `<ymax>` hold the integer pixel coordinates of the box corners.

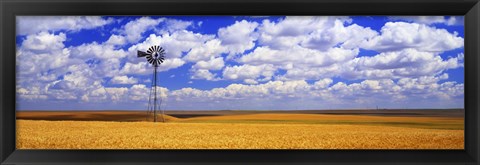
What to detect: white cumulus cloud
<box><xmin>110</xmin><ymin>76</ymin><xmax>138</xmax><ymax>84</ymax></box>
<box><xmin>218</xmin><ymin>20</ymin><xmax>259</xmax><ymax>58</ymax></box>
<box><xmin>222</xmin><ymin>64</ymin><xmax>277</xmax><ymax>82</ymax></box>
<box><xmin>361</xmin><ymin>22</ymin><xmax>464</xmax><ymax>52</ymax></box>
<box><xmin>17</xmin><ymin>16</ymin><xmax>113</xmax><ymax>35</ymax></box>
<box><xmin>388</xmin><ymin>16</ymin><xmax>463</xmax><ymax>26</ymax></box>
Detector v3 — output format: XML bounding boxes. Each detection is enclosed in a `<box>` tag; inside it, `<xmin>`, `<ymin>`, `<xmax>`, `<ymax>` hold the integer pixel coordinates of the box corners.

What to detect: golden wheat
<box><xmin>17</xmin><ymin>119</ymin><xmax>463</xmax><ymax>149</ymax></box>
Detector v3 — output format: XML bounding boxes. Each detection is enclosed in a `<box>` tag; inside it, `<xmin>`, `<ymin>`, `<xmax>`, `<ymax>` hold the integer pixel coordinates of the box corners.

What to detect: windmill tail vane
<box><xmin>137</xmin><ymin>45</ymin><xmax>166</xmax><ymax>123</ymax></box>
<box><xmin>137</xmin><ymin>50</ymin><xmax>148</xmax><ymax>57</ymax></box>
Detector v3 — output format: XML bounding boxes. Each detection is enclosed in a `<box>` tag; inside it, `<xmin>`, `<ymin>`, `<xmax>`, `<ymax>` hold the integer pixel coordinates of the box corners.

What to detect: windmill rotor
<box><xmin>138</xmin><ymin>45</ymin><xmax>165</xmax><ymax>67</ymax></box>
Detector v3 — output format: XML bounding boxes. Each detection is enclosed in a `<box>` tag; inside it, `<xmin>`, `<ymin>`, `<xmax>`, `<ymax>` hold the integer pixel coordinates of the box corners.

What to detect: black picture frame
<box><xmin>1</xmin><ymin>0</ymin><xmax>479</xmax><ymax>164</ymax></box>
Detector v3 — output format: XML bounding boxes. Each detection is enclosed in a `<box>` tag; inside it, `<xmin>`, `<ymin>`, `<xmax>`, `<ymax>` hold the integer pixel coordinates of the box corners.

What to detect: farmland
<box><xmin>16</xmin><ymin>110</ymin><xmax>464</xmax><ymax>149</ymax></box>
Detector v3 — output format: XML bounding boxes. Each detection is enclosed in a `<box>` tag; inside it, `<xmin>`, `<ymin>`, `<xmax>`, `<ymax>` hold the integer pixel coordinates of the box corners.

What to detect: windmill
<box><xmin>138</xmin><ymin>45</ymin><xmax>166</xmax><ymax>122</ymax></box>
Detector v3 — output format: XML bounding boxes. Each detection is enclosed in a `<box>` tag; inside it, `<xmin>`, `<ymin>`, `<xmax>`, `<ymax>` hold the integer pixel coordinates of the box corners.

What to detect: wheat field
<box><xmin>16</xmin><ymin>113</ymin><xmax>464</xmax><ymax>149</ymax></box>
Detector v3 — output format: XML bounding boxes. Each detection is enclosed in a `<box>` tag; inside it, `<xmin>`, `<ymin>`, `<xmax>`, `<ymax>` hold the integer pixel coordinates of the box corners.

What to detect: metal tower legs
<box><xmin>147</xmin><ymin>66</ymin><xmax>165</xmax><ymax>123</ymax></box>
<box><xmin>154</xmin><ymin>66</ymin><xmax>157</xmax><ymax>122</ymax></box>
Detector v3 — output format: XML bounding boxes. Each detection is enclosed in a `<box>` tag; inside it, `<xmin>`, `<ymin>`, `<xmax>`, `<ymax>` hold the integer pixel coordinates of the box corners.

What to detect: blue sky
<box><xmin>15</xmin><ymin>16</ymin><xmax>464</xmax><ymax>110</ymax></box>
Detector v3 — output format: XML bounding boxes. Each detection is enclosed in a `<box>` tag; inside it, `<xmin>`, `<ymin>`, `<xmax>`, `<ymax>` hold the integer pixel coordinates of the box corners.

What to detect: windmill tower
<box><xmin>137</xmin><ymin>46</ymin><xmax>166</xmax><ymax>123</ymax></box>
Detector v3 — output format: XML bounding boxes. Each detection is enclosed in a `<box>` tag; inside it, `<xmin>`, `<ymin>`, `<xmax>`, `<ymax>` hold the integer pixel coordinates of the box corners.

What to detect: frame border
<box><xmin>1</xmin><ymin>0</ymin><xmax>479</xmax><ymax>164</ymax></box>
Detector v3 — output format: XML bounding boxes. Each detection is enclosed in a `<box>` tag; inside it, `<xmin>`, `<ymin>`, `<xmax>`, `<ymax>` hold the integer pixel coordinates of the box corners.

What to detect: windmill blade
<box><xmin>137</xmin><ymin>51</ymin><xmax>148</xmax><ymax>57</ymax></box>
<box><xmin>152</xmin><ymin>60</ymin><xmax>157</xmax><ymax>66</ymax></box>
<box><xmin>148</xmin><ymin>47</ymin><xmax>154</xmax><ymax>54</ymax></box>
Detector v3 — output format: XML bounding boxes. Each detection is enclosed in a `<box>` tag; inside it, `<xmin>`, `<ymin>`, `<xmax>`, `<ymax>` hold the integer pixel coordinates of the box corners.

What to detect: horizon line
<box><xmin>16</xmin><ymin>108</ymin><xmax>465</xmax><ymax>112</ymax></box>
